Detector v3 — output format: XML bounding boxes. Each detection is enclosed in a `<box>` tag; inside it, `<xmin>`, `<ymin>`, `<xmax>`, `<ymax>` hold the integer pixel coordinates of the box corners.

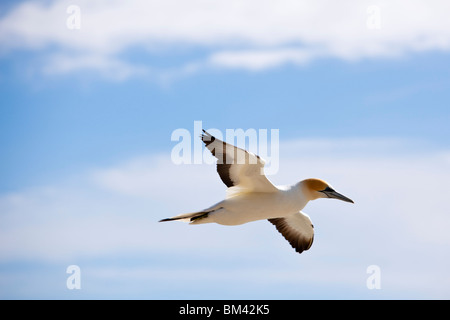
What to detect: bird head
<box><xmin>302</xmin><ymin>178</ymin><xmax>354</xmax><ymax>203</ymax></box>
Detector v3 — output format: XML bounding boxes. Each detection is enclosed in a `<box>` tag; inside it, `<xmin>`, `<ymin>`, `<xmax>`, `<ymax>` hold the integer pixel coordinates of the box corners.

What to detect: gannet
<box><xmin>160</xmin><ymin>130</ymin><xmax>354</xmax><ymax>254</ymax></box>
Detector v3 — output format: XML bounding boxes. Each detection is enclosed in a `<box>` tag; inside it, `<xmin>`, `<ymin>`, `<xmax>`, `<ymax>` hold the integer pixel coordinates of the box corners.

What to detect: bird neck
<box><xmin>283</xmin><ymin>182</ymin><xmax>310</xmax><ymax>211</ymax></box>
<box><xmin>297</xmin><ymin>180</ymin><xmax>319</xmax><ymax>201</ymax></box>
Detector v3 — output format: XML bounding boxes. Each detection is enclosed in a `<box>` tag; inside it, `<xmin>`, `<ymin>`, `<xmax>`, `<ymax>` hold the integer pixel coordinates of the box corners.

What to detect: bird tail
<box><xmin>159</xmin><ymin>211</ymin><xmax>209</xmax><ymax>223</ymax></box>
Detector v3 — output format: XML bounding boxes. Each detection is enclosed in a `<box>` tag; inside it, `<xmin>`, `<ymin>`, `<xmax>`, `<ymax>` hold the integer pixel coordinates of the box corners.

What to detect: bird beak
<box><xmin>322</xmin><ymin>190</ymin><xmax>354</xmax><ymax>203</ymax></box>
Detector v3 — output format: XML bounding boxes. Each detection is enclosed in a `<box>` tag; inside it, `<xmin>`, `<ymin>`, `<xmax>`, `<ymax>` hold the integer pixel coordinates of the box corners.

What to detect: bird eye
<box><xmin>322</xmin><ymin>186</ymin><xmax>334</xmax><ymax>193</ymax></box>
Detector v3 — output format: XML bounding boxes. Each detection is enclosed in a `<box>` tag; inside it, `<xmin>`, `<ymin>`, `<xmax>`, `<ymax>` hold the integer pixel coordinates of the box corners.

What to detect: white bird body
<box><xmin>160</xmin><ymin>130</ymin><xmax>353</xmax><ymax>254</ymax></box>
<box><xmin>194</xmin><ymin>184</ymin><xmax>308</xmax><ymax>226</ymax></box>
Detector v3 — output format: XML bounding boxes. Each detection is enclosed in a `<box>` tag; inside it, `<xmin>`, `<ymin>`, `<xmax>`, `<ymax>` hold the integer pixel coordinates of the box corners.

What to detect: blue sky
<box><xmin>1</xmin><ymin>0</ymin><xmax>450</xmax><ymax>299</ymax></box>
<box><xmin>2</xmin><ymin>52</ymin><xmax>449</xmax><ymax>191</ymax></box>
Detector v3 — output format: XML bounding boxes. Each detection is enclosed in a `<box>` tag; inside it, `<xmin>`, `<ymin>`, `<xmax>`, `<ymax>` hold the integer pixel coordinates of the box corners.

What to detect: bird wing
<box><xmin>268</xmin><ymin>211</ymin><xmax>314</xmax><ymax>254</ymax></box>
<box><xmin>201</xmin><ymin>130</ymin><xmax>278</xmax><ymax>194</ymax></box>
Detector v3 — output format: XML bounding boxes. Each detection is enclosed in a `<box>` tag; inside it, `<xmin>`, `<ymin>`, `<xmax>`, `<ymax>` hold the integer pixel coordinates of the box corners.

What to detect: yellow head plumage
<box><xmin>303</xmin><ymin>178</ymin><xmax>329</xmax><ymax>192</ymax></box>
<box><xmin>301</xmin><ymin>178</ymin><xmax>354</xmax><ymax>203</ymax></box>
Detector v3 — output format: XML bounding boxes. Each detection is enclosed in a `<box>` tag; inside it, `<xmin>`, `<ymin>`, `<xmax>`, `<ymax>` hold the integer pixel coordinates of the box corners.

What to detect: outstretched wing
<box><xmin>201</xmin><ymin>130</ymin><xmax>278</xmax><ymax>194</ymax></box>
<box><xmin>269</xmin><ymin>211</ymin><xmax>314</xmax><ymax>254</ymax></box>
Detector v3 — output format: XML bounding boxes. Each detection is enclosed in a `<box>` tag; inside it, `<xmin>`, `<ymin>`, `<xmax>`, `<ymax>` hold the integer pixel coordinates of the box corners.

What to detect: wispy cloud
<box><xmin>1</xmin><ymin>0</ymin><xmax>450</xmax><ymax>80</ymax></box>
<box><xmin>41</xmin><ymin>53</ymin><xmax>149</xmax><ymax>81</ymax></box>
<box><xmin>207</xmin><ymin>48</ymin><xmax>315</xmax><ymax>71</ymax></box>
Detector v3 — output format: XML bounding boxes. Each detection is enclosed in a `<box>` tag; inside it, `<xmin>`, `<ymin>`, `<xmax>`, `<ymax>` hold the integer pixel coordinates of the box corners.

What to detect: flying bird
<box><xmin>160</xmin><ymin>130</ymin><xmax>354</xmax><ymax>254</ymax></box>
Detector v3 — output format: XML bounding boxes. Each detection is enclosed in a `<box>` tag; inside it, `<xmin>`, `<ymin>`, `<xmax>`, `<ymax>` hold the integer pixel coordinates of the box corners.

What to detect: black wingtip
<box><xmin>200</xmin><ymin>129</ymin><xmax>206</xmax><ymax>140</ymax></box>
<box><xmin>201</xmin><ymin>129</ymin><xmax>211</xmax><ymax>137</ymax></box>
<box><xmin>200</xmin><ymin>129</ymin><xmax>215</xmax><ymax>144</ymax></box>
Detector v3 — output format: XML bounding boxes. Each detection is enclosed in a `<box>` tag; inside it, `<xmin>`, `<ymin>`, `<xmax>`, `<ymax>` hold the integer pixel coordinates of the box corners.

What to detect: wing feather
<box><xmin>201</xmin><ymin>130</ymin><xmax>277</xmax><ymax>194</ymax></box>
<box><xmin>268</xmin><ymin>211</ymin><xmax>314</xmax><ymax>254</ymax></box>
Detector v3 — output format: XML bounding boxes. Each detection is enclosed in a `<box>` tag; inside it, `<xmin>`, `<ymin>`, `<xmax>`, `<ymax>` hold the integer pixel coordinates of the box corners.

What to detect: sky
<box><xmin>0</xmin><ymin>0</ymin><xmax>450</xmax><ymax>299</ymax></box>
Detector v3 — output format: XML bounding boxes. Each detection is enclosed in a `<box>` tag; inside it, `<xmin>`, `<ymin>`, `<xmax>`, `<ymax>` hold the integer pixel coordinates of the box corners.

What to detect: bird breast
<box><xmin>217</xmin><ymin>187</ymin><xmax>307</xmax><ymax>225</ymax></box>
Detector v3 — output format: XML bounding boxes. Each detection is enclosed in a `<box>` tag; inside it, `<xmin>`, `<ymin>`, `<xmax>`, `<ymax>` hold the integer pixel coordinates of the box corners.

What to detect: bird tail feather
<box><xmin>159</xmin><ymin>211</ymin><xmax>209</xmax><ymax>223</ymax></box>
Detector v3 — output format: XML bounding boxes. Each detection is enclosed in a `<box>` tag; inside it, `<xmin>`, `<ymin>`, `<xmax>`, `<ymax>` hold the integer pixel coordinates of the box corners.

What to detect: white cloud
<box><xmin>208</xmin><ymin>48</ymin><xmax>314</xmax><ymax>71</ymax></box>
<box><xmin>1</xmin><ymin>137</ymin><xmax>450</xmax><ymax>298</ymax></box>
<box><xmin>1</xmin><ymin>0</ymin><xmax>450</xmax><ymax>79</ymax></box>
<box><xmin>41</xmin><ymin>53</ymin><xmax>149</xmax><ymax>81</ymax></box>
